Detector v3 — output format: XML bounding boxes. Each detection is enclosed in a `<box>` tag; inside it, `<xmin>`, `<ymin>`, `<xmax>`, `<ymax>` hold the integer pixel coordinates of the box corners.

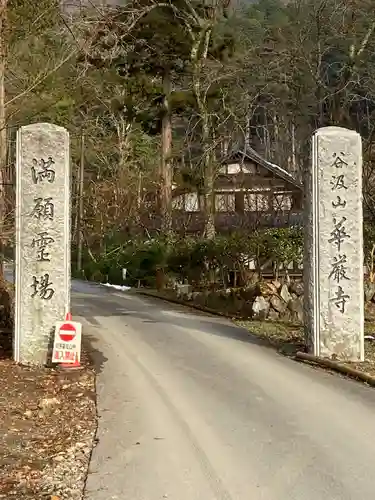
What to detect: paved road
<box><xmin>73</xmin><ymin>280</ymin><xmax>375</xmax><ymax>500</ymax></box>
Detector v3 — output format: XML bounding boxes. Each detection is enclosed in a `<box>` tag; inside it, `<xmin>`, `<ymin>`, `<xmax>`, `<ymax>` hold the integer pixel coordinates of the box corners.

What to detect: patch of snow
<box><xmin>266</xmin><ymin>160</ymin><xmax>295</xmax><ymax>179</ymax></box>
<box><xmin>102</xmin><ymin>282</ymin><xmax>131</xmax><ymax>291</ymax></box>
<box><xmin>244</xmin><ymin>147</ymin><xmax>297</xmax><ymax>182</ymax></box>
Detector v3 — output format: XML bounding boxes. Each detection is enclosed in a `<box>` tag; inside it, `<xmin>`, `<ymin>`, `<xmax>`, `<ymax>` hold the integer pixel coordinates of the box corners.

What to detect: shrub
<box><xmin>78</xmin><ymin>224</ymin><xmax>373</xmax><ymax>288</ymax></box>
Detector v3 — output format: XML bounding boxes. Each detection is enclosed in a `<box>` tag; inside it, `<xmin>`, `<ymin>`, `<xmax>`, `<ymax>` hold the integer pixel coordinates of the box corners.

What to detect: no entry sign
<box><xmin>52</xmin><ymin>320</ymin><xmax>82</xmax><ymax>364</ymax></box>
<box><xmin>59</xmin><ymin>322</ymin><xmax>76</xmax><ymax>342</ymax></box>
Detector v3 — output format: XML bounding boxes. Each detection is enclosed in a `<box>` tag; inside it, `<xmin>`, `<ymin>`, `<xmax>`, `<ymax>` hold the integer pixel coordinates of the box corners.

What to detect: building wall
<box><xmin>170</xmin><ymin>157</ymin><xmax>303</xmax><ymax>233</ymax></box>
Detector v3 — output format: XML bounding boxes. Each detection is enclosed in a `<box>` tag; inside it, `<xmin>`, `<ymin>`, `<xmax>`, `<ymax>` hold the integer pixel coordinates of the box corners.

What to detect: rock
<box><xmin>270</xmin><ymin>295</ymin><xmax>287</xmax><ymax>313</ymax></box>
<box><xmin>176</xmin><ymin>284</ymin><xmax>192</xmax><ymax>298</ymax></box>
<box><xmin>168</xmin><ymin>276</ymin><xmax>179</xmax><ymax>289</ymax></box>
<box><xmin>24</xmin><ymin>410</ymin><xmax>33</xmax><ymax>418</ymax></box>
<box><xmin>266</xmin><ymin>282</ymin><xmax>278</xmax><ymax>295</ymax></box>
<box><xmin>257</xmin><ymin>281</ymin><xmax>278</xmax><ymax>297</ymax></box>
<box><xmin>364</xmin><ymin>282</ymin><xmax>375</xmax><ymax>302</ymax></box>
<box><xmin>256</xmin><ymin>281</ymin><xmax>269</xmax><ymax>297</ymax></box>
<box><xmin>267</xmin><ymin>309</ymin><xmax>280</xmax><ymax>321</ymax></box>
<box><xmin>288</xmin><ymin>298</ymin><xmax>304</xmax><ymax>323</ymax></box>
<box><xmin>38</xmin><ymin>397</ymin><xmax>60</xmax><ymax>416</ymax></box>
<box><xmin>271</xmin><ymin>279</ymin><xmax>281</xmax><ymax>291</ymax></box>
<box><xmin>280</xmin><ymin>284</ymin><xmax>292</xmax><ymax>304</ymax></box>
<box><xmin>289</xmin><ymin>280</ymin><xmax>304</xmax><ymax>296</ymax></box>
<box><xmin>252</xmin><ymin>296</ymin><xmax>270</xmax><ymax>320</ymax></box>
<box><xmin>39</xmin><ymin>397</ymin><xmax>60</xmax><ymax>409</ymax></box>
<box><xmin>280</xmin><ymin>308</ymin><xmax>292</xmax><ymax>322</ymax></box>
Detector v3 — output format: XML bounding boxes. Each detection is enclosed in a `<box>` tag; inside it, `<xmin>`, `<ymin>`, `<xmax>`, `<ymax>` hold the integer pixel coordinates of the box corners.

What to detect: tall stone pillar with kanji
<box><xmin>304</xmin><ymin>126</ymin><xmax>364</xmax><ymax>361</ymax></box>
<box><xmin>15</xmin><ymin>123</ymin><xmax>71</xmax><ymax>365</ymax></box>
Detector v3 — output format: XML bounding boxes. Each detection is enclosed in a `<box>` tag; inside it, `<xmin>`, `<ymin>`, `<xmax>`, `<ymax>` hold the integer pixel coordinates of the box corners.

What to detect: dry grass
<box><xmin>237</xmin><ymin>319</ymin><xmax>375</xmax><ymax>377</ymax></box>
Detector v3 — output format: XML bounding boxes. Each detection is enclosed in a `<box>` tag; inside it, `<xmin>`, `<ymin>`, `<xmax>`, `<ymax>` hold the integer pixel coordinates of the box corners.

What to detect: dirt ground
<box><xmin>0</xmin><ymin>332</ymin><xmax>96</xmax><ymax>499</ymax></box>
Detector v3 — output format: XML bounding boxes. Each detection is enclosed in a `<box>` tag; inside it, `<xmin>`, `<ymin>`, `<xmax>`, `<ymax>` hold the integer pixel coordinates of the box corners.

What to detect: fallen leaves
<box><xmin>0</xmin><ymin>349</ymin><xmax>96</xmax><ymax>499</ymax></box>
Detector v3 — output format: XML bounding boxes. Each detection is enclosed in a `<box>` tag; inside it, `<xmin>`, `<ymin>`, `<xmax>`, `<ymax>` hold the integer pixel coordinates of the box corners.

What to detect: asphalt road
<box><xmin>72</xmin><ymin>280</ymin><xmax>375</xmax><ymax>500</ymax></box>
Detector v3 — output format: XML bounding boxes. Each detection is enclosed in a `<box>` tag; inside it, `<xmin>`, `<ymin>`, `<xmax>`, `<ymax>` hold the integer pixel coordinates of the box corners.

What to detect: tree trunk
<box><xmin>202</xmin><ymin>114</ymin><xmax>215</xmax><ymax>239</ymax></box>
<box><xmin>77</xmin><ymin>130</ymin><xmax>84</xmax><ymax>273</ymax></box>
<box><xmin>189</xmin><ymin>23</ymin><xmax>216</xmax><ymax>239</ymax></box>
<box><xmin>291</xmin><ymin>122</ymin><xmax>296</xmax><ymax>175</ymax></box>
<box><xmin>160</xmin><ymin>71</ymin><xmax>172</xmax><ymax>234</ymax></box>
<box><xmin>0</xmin><ymin>0</ymin><xmax>7</xmax><ymax>279</ymax></box>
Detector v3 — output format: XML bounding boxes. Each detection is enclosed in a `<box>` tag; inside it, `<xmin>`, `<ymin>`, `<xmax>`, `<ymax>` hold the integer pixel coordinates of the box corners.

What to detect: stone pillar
<box><xmin>15</xmin><ymin>123</ymin><xmax>71</xmax><ymax>365</ymax></box>
<box><xmin>304</xmin><ymin>126</ymin><xmax>364</xmax><ymax>361</ymax></box>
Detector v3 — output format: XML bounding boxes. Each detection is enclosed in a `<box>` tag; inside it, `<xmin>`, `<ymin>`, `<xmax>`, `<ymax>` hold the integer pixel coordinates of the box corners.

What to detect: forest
<box><xmin>2</xmin><ymin>0</ymin><xmax>375</xmax><ymax>284</ymax></box>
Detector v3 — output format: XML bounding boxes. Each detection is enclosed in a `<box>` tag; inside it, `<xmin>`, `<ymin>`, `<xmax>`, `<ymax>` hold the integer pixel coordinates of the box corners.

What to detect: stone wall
<box><xmin>251</xmin><ymin>280</ymin><xmax>304</xmax><ymax>322</ymax></box>
<box><xmin>175</xmin><ymin>279</ymin><xmax>304</xmax><ymax>322</ymax></box>
<box><xmin>173</xmin><ymin>279</ymin><xmax>375</xmax><ymax>323</ymax></box>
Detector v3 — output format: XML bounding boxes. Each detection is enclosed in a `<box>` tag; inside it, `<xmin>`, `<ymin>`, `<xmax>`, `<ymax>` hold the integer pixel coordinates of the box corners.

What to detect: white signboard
<box><xmin>52</xmin><ymin>320</ymin><xmax>82</xmax><ymax>364</ymax></box>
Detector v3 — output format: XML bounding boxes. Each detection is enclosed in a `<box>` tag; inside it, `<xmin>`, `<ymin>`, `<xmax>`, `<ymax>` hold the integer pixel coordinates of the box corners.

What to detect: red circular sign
<box><xmin>59</xmin><ymin>322</ymin><xmax>76</xmax><ymax>342</ymax></box>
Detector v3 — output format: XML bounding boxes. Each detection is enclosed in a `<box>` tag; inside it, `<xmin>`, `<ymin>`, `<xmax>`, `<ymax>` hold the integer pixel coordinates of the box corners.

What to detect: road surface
<box><xmin>72</xmin><ymin>280</ymin><xmax>375</xmax><ymax>500</ymax></box>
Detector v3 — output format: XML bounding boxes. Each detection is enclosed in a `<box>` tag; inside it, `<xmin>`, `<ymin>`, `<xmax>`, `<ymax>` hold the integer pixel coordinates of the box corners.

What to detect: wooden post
<box><xmin>0</xmin><ymin>0</ymin><xmax>7</xmax><ymax>278</ymax></box>
<box><xmin>77</xmin><ymin>130</ymin><xmax>84</xmax><ymax>273</ymax></box>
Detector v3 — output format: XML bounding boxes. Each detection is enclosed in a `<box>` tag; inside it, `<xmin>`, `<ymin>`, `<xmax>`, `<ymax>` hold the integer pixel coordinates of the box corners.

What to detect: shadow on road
<box><xmin>73</xmin><ymin>288</ymin><xmax>304</xmax><ymax>357</ymax></box>
<box><xmin>83</xmin><ymin>331</ymin><xmax>108</xmax><ymax>374</ymax></box>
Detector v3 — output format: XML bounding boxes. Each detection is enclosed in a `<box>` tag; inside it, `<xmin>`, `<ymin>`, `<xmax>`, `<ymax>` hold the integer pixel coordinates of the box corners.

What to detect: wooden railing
<box><xmin>140</xmin><ymin>210</ymin><xmax>304</xmax><ymax>234</ymax></box>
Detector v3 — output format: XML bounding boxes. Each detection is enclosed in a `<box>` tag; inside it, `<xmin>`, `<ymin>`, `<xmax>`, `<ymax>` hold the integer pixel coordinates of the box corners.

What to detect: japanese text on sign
<box><xmin>328</xmin><ymin>152</ymin><xmax>351</xmax><ymax>314</ymax></box>
<box><xmin>29</xmin><ymin>156</ymin><xmax>57</xmax><ymax>300</ymax></box>
<box><xmin>52</xmin><ymin>321</ymin><xmax>82</xmax><ymax>365</ymax></box>
<box><xmin>31</xmin><ymin>231</ymin><xmax>54</xmax><ymax>262</ymax></box>
<box><xmin>31</xmin><ymin>197</ymin><xmax>54</xmax><ymax>220</ymax></box>
<box><xmin>53</xmin><ymin>350</ymin><xmax>76</xmax><ymax>362</ymax></box>
<box><xmin>31</xmin><ymin>157</ymin><xmax>56</xmax><ymax>184</ymax></box>
<box><xmin>30</xmin><ymin>273</ymin><xmax>55</xmax><ymax>300</ymax></box>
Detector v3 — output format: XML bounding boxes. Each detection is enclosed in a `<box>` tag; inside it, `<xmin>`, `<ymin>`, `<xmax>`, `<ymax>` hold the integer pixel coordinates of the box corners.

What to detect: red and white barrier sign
<box><xmin>52</xmin><ymin>320</ymin><xmax>82</xmax><ymax>364</ymax></box>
